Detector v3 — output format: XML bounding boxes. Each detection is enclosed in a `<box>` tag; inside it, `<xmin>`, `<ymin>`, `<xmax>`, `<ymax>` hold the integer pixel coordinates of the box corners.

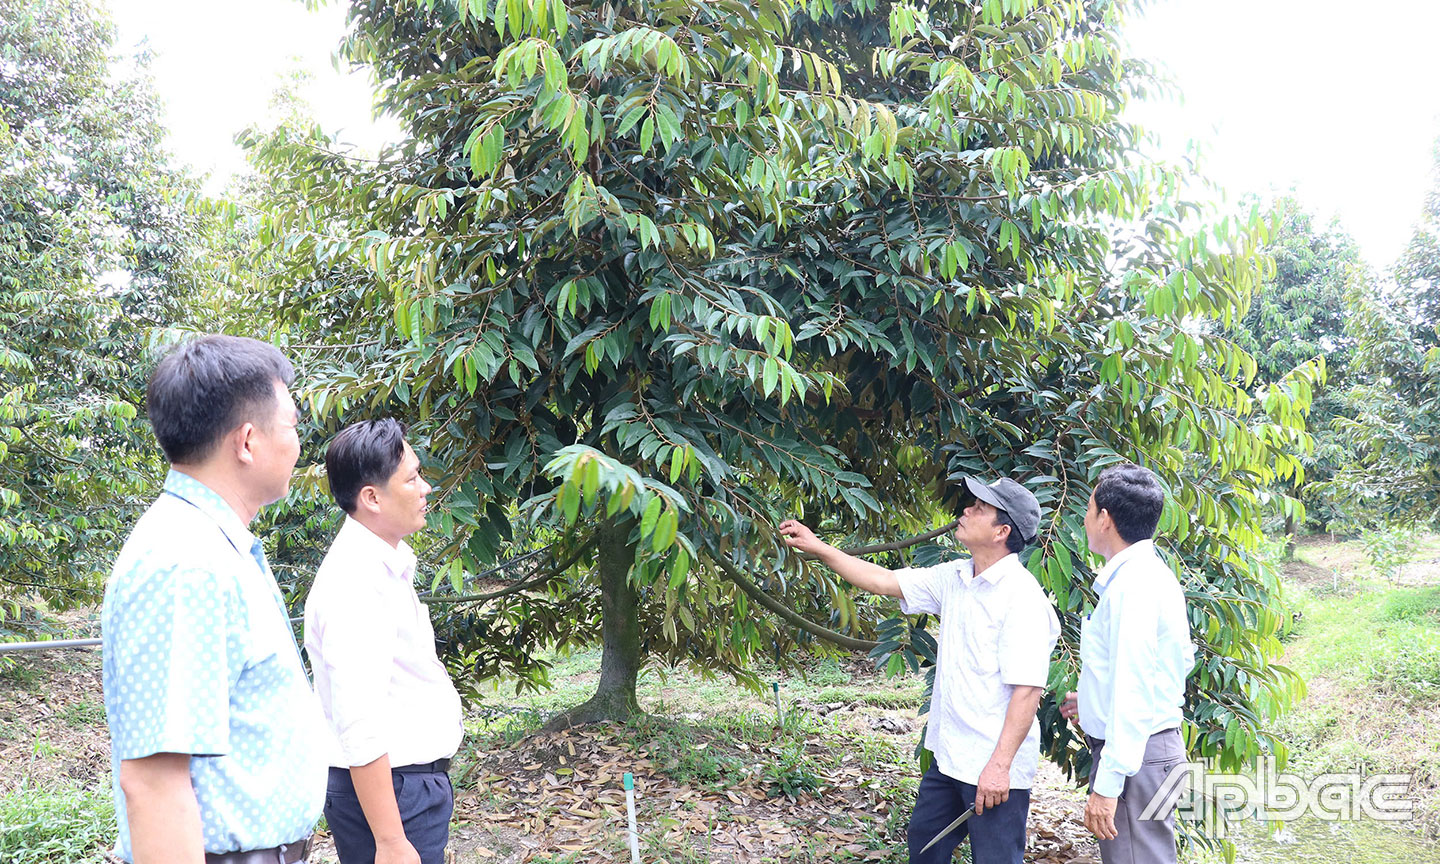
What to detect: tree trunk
<box><xmin>1284</xmin><ymin>513</ymin><xmax>1297</xmax><ymax>560</ymax></box>
<box><xmin>543</xmin><ymin>519</ymin><xmax>642</xmax><ymax>730</ymax></box>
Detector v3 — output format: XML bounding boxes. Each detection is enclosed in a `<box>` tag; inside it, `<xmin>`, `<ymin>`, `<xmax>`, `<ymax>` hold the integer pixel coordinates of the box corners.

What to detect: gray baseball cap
<box><xmin>960</xmin><ymin>476</ymin><xmax>1041</xmax><ymax>543</ymax></box>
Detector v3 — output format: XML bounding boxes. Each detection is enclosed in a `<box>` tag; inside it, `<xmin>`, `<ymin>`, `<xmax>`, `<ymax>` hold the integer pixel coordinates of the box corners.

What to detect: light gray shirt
<box><xmin>895</xmin><ymin>553</ymin><xmax>1061</xmax><ymax>788</ymax></box>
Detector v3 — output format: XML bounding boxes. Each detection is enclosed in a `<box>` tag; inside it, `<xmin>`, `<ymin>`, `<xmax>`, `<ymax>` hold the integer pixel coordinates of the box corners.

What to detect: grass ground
<box><xmin>1209</xmin><ymin>532</ymin><xmax>1440</xmax><ymax>863</ymax></box>
<box><xmin>5</xmin><ymin>534</ymin><xmax>1440</xmax><ymax>862</ymax></box>
<box><xmin>1257</xmin><ymin>534</ymin><xmax>1440</xmax><ymax>841</ymax></box>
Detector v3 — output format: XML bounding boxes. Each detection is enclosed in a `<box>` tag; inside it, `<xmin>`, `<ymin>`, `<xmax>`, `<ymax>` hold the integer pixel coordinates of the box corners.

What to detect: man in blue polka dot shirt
<box><xmin>101</xmin><ymin>336</ymin><xmax>328</xmax><ymax>864</ymax></box>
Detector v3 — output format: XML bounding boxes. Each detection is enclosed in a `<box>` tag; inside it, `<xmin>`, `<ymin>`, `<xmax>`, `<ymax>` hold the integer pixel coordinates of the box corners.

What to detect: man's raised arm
<box><xmin>778</xmin><ymin>520</ymin><xmax>903</xmax><ymax>598</ymax></box>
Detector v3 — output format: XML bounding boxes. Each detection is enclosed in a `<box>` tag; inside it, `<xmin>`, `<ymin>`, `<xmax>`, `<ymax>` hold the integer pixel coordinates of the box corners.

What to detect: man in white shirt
<box><xmin>304</xmin><ymin>419</ymin><xmax>464</xmax><ymax>864</ymax></box>
<box><xmin>1060</xmin><ymin>463</ymin><xmax>1195</xmax><ymax>864</ymax></box>
<box><xmin>781</xmin><ymin>476</ymin><xmax>1060</xmax><ymax>864</ymax></box>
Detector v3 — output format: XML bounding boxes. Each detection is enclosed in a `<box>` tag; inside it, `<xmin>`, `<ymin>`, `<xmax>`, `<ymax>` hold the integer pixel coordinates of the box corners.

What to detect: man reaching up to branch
<box><xmin>780</xmin><ymin>476</ymin><xmax>1060</xmax><ymax>864</ymax></box>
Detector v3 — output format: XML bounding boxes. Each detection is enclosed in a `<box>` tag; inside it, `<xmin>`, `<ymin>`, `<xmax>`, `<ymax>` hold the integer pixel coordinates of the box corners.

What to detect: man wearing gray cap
<box><xmin>781</xmin><ymin>475</ymin><xmax>1060</xmax><ymax>863</ymax></box>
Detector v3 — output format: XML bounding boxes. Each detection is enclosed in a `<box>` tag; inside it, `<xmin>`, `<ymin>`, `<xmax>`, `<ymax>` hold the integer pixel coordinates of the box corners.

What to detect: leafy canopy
<box><xmin>1328</xmin><ymin>140</ymin><xmax>1440</xmax><ymax>527</ymax></box>
<box><xmin>245</xmin><ymin>0</ymin><xmax>1312</xmax><ymax>780</ymax></box>
<box><xmin>0</xmin><ymin>0</ymin><xmax>205</xmax><ymax>635</ymax></box>
<box><xmin>1231</xmin><ymin>195</ymin><xmax>1362</xmax><ymax>531</ymax></box>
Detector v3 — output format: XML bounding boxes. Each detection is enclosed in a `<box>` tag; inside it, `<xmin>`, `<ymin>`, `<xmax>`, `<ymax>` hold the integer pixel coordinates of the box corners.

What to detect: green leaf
<box><xmin>669</xmin><ymin>446</ymin><xmax>684</xmax><ymax>482</ymax></box>
<box><xmin>641</xmin><ymin>495</ymin><xmax>663</xmax><ymax>538</ymax></box>
<box><xmin>559</xmin><ymin>480</ymin><xmax>580</xmax><ymax>524</ymax></box>
<box><xmin>639</xmin><ymin>114</ymin><xmax>655</xmax><ymax>154</ymax></box>
<box><xmin>668</xmin><ymin>545</ymin><xmax>691</xmax><ymax>589</ymax></box>
<box><xmin>653</xmin><ymin>507</ymin><xmax>678</xmax><ymax>552</ymax></box>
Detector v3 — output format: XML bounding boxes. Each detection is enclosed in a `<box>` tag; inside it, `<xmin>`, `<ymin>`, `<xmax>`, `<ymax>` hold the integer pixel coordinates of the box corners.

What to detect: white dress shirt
<box><xmin>895</xmin><ymin>553</ymin><xmax>1061</xmax><ymax>788</ymax></box>
<box><xmin>304</xmin><ymin>517</ymin><xmax>463</xmax><ymax>769</ymax></box>
<box><xmin>1078</xmin><ymin>539</ymin><xmax>1196</xmax><ymax>797</ymax></box>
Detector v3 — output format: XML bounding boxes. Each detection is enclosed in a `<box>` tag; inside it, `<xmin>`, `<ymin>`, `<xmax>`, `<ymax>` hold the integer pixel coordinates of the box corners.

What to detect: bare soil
<box><xmin>0</xmin><ymin>638</ymin><xmax>1099</xmax><ymax>863</ymax></box>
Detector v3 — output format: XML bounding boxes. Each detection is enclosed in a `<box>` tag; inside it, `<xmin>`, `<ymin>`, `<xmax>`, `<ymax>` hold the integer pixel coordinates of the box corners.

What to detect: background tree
<box><xmin>245</xmin><ymin>0</ymin><xmax>1309</xmax><ymax>784</ymax></box>
<box><xmin>1328</xmin><ymin>142</ymin><xmax>1440</xmax><ymax>527</ymax></box>
<box><xmin>1393</xmin><ymin>140</ymin><xmax>1440</xmax><ymax>347</ymax></box>
<box><xmin>1230</xmin><ymin>195</ymin><xmax>1362</xmax><ymax>535</ymax></box>
<box><xmin>0</xmin><ymin>0</ymin><xmax>211</xmax><ymax>636</ymax></box>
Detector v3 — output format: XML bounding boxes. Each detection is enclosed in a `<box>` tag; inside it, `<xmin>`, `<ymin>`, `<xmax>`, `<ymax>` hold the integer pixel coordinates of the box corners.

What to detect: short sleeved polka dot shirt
<box><xmin>101</xmin><ymin>470</ymin><xmax>327</xmax><ymax>860</ymax></box>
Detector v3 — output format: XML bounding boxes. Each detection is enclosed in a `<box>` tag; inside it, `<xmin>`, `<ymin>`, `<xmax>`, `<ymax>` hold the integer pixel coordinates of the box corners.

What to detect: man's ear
<box><xmin>356</xmin><ymin>484</ymin><xmax>382</xmax><ymax>515</ymax></box>
<box><xmin>995</xmin><ymin>520</ymin><xmax>1011</xmax><ymax>544</ymax></box>
<box><xmin>232</xmin><ymin>422</ymin><xmax>258</xmax><ymax>467</ymax></box>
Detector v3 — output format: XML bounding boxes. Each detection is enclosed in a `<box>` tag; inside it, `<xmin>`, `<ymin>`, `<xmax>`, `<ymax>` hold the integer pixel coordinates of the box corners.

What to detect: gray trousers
<box><xmin>1086</xmin><ymin>729</ymin><xmax>1186</xmax><ymax>864</ymax></box>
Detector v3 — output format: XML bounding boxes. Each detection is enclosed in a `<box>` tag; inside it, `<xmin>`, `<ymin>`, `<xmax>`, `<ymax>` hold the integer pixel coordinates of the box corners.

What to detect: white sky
<box><xmin>106</xmin><ymin>0</ymin><xmax>1440</xmax><ymax>270</ymax></box>
<box><xmin>106</xmin><ymin>0</ymin><xmax>398</xmax><ymax>179</ymax></box>
<box><xmin>1125</xmin><ymin>0</ymin><xmax>1440</xmax><ymax>270</ymax></box>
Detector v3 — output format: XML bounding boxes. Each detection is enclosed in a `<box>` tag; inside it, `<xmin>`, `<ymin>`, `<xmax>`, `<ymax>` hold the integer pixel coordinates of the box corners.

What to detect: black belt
<box><xmin>204</xmin><ymin>835</ymin><xmax>311</xmax><ymax>864</ymax></box>
<box><xmin>392</xmin><ymin>758</ymin><xmax>450</xmax><ymax>774</ymax></box>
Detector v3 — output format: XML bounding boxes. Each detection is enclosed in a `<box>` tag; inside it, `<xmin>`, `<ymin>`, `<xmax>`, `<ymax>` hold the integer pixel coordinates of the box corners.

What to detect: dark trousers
<box><xmin>908</xmin><ymin>763</ymin><xmax>1030</xmax><ymax>863</ymax></box>
<box><xmin>324</xmin><ymin>766</ymin><xmax>453</xmax><ymax>864</ymax></box>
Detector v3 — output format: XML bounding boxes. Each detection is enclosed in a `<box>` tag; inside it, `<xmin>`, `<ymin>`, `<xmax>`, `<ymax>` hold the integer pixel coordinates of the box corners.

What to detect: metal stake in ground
<box><xmin>772</xmin><ymin>681</ymin><xmax>783</xmax><ymax>725</ymax></box>
<box><xmin>624</xmin><ymin>772</ymin><xmax>640</xmax><ymax>864</ymax></box>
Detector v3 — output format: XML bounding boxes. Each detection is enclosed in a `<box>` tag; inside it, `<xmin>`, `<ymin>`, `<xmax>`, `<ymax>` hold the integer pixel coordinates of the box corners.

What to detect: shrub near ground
<box><xmin>0</xmin><ymin>783</ymin><xmax>113</xmax><ymax>864</ymax></box>
<box><xmin>0</xmin><ymin>629</ymin><xmax>114</xmax><ymax>864</ymax></box>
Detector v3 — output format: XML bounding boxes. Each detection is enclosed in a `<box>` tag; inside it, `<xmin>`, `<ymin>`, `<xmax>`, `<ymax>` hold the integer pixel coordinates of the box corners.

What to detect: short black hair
<box><xmin>146</xmin><ymin>335</ymin><xmax>295</xmax><ymax>464</ymax></box>
<box><xmin>995</xmin><ymin>508</ymin><xmax>1027</xmax><ymax>555</ymax></box>
<box><xmin>325</xmin><ymin>418</ymin><xmax>409</xmax><ymax>514</ymax></box>
<box><xmin>1093</xmin><ymin>463</ymin><xmax>1165</xmax><ymax>544</ymax></box>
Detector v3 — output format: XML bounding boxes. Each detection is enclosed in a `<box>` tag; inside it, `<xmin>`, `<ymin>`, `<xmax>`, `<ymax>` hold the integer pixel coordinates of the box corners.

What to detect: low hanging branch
<box><xmin>838</xmin><ymin>520</ymin><xmax>960</xmax><ymax>556</ymax></box>
<box><xmin>710</xmin><ymin>555</ymin><xmax>880</xmax><ymax>652</ymax></box>
<box><xmin>422</xmin><ymin>537</ymin><xmax>598</xmax><ymax>606</ymax></box>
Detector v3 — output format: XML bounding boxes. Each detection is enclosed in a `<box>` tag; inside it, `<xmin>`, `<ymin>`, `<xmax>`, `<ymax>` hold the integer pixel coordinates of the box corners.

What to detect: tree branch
<box><xmin>0</xmin><ymin>575</ymin><xmax>58</xmax><ymax>592</ymax></box>
<box><xmin>710</xmin><ymin>555</ymin><xmax>879</xmax><ymax>652</ymax></box>
<box><xmin>421</xmin><ymin>538</ymin><xmax>595</xmax><ymax>606</ymax></box>
<box><xmin>15</xmin><ymin>424</ymin><xmax>87</xmax><ymax>468</ymax></box>
<box><xmin>839</xmin><ymin>520</ymin><xmax>959</xmax><ymax>556</ymax></box>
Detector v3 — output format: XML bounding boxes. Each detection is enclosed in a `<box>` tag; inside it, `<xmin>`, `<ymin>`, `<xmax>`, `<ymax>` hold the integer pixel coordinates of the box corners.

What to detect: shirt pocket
<box><xmin>238</xmin><ymin>585</ymin><xmax>290</xmax><ymax>670</ymax></box>
<box><xmin>962</xmin><ymin>602</ymin><xmax>1002</xmax><ymax>673</ymax></box>
<box><xmin>1079</xmin><ymin>609</ymin><xmax>1105</xmax><ymax>674</ymax></box>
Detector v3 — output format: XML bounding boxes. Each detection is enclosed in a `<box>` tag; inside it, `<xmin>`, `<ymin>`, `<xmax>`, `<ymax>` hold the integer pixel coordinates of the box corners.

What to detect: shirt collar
<box><xmin>162</xmin><ymin>469</ymin><xmax>257</xmax><ymax>558</ymax></box>
<box><xmin>337</xmin><ymin>515</ymin><xmax>417</xmax><ymax>581</ymax></box>
<box><xmin>973</xmin><ymin>552</ymin><xmax>1022</xmax><ymax>586</ymax></box>
<box><xmin>1094</xmin><ymin>538</ymin><xmax>1156</xmax><ymax>592</ymax></box>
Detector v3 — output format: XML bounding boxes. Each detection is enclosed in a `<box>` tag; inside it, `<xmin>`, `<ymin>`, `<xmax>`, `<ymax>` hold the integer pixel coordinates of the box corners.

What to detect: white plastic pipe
<box><xmin>624</xmin><ymin>771</ymin><xmax>640</xmax><ymax>863</ymax></box>
<box><xmin>0</xmin><ymin>637</ymin><xmax>101</xmax><ymax>653</ymax></box>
